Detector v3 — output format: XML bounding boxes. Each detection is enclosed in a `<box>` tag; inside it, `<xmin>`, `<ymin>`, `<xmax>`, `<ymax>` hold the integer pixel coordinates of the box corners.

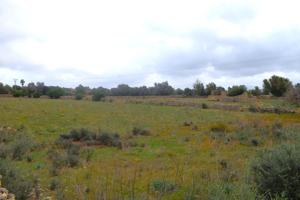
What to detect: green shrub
<box><xmin>201</xmin><ymin>103</ymin><xmax>208</xmax><ymax>109</ymax></box>
<box><xmin>10</xmin><ymin>136</ymin><xmax>35</xmax><ymax>160</ymax></box>
<box><xmin>251</xmin><ymin>144</ymin><xmax>300</xmax><ymax>199</ymax></box>
<box><xmin>0</xmin><ymin>161</ymin><xmax>33</xmax><ymax>200</ymax></box>
<box><xmin>92</xmin><ymin>90</ymin><xmax>105</xmax><ymax>101</ymax></box>
<box><xmin>132</xmin><ymin>127</ymin><xmax>151</xmax><ymax>136</ymax></box>
<box><xmin>60</xmin><ymin>129</ymin><xmax>122</xmax><ymax>148</ymax></box>
<box><xmin>227</xmin><ymin>85</ymin><xmax>247</xmax><ymax>96</ymax></box>
<box><xmin>50</xmin><ymin>178</ymin><xmax>60</xmax><ymax>191</ymax></box>
<box><xmin>151</xmin><ymin>179</ymin><xmax>176</xmax><ymax>194</ymax></box>
<box><xmin>210</xmin><ymin>123</ymin><xmax>228</xmax><ymax>133</ymax></box>
<box><xmin>47</xmin><ymin>87</ymin><xmax>65</xmax><ymax>99</ymax></box>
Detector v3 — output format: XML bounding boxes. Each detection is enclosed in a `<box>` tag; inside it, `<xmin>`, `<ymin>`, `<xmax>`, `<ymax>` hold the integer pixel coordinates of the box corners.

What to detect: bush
<box><xmin>151</xmin><ymin>179</ymin><xmax>176</xmax><ymax>194</ymax></box>
<box><xmin>12</xmin><ymin>89</ymin><xmax>25</xmax><ymax>97</ymax></box>
<box><xmin>210</xmin><ymin>123</ymin><xmax>228</xmax><ymax>133</ymax></box>
<box><xmin>263</xmin><ymin>75</ymin><xmax>292</xmax><ymax>97</ymax></box>
<box><xmin>60</xmin><ymin>129</ymin><xmax>121</xmax><ymax>148</ymax></box>
<box><xmin>47</xmin><ymin>87</ymin><xmax>65</xmax><ymax>99</ymax></box>
<box><xmin>0</xmin><ymin>161</ymin><xmax>33</xmax><ymax>200</ymax></box>
<box><xmin>227</xmin><ymin>85</ymin><xmax>247</xmax><ymax>96</ymax></box>
<box><xmin>251</xmin><ymin>144</ymin><xmax>300</xmax><ymax>199</ymax></box>
<box><xmin>32</xmin><ymin>92</ymin><xmax>41</xmax><ymax>98</ymax></box>
<box><xmin>92</xmin><ymin>89</ymin><xmax>105</xmax><ymax>101</ymax></box>
<box><xmin>201</xmin><ymin>103</ymin><xmax>208</xmax><ymax>109</ymax></box>
<box><xmin>49</xmin><ymin>178</ymin><xmax>60</xmax><ymax>191</ymax></box>
<box><xmin>132</xmin><ymin>127</ymin><xmax>151</xmax><ymax>136</ymax></box>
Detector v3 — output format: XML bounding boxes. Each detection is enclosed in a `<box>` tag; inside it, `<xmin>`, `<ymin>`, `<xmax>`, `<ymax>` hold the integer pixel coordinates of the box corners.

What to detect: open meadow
<box><xmin>0</xmin><ymin>96</ymin><xmax>299</xmax><ymax>199</ymax></box>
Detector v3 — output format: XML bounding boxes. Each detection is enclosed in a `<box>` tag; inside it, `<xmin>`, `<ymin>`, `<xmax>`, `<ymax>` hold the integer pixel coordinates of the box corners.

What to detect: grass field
<box><xmin>0</xmin><ymin>97</ymin><xmax>299</xmax><ymax>199</ymax></box>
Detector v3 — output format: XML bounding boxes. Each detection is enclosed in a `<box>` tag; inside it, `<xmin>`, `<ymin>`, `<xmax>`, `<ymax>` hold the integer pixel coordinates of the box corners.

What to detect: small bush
<box><xmin>210</xmin><ymin>123</ymin><xmax>228</xmax><ymax>133</ymax></box>
<box><xmin>227</xmin><ymin>85</ymin><xmax>247</xmax><ymax>96</ymax></box>
<box><xmin>151</xmin><ymin>179</ymin><xmax>176</xmax><ymax>194</ymax></box>
<box><xmin>60</xmin><ymin>129</ymin><xmax>122</xmax><ymax>148</ymax></box>
<box><xmin>92</xmin><ymin>90</ymin><xmax>105</xmax><ymax>101</ymax></box>
<box><xmin>132</xmin><ymin>127</ymin><xmax>151</xmax><ymax>136</ymax></box>
<box><xmin>49</xmin><ymin>178</ymin><xmax>60</xmax><ymax>191</ymax></box>
<box><xmin>201</xmin><ymin>103</ymin><xmax>208</xmax><ymax>109</ymax></box>
<box><xmin>183</xmin><ymin>121</ymin><xmax>193</xmax><ymax>126</ymax></box>
<box><xmin>47</xmin><ymin>87</ymin><xmax>65</xmax><ymax>99</ymax></box>
<box><xmin>251</xmin><ymin>144</ymin><xmax>300</xmax><ymax>199</ymax></box>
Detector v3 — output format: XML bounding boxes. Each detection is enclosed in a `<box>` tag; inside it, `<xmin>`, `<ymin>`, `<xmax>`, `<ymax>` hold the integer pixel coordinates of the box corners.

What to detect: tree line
<box><xmin>0</xmin><ymin>75</ymin><xmax>299</xmax><ymax>102</ymax></box>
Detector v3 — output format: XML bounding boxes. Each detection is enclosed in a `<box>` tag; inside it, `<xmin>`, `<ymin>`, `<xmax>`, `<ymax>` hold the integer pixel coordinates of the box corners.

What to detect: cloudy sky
<box><xmin>1</xmin><ymin>0</ymin><xmax>300</xmax><ymax>88</ymax></box>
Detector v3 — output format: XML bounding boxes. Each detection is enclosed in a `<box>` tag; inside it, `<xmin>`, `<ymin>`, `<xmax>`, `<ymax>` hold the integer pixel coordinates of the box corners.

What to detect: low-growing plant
<box><xmin>251</xmin><ymin>144</ymin><xmax>300</xmax><ymax>199</ymax></box>
<box><xmin>151</xmin><ymin>179</ymin><xmax>177</xmax><ymax>194</ymax></box>
<box><xmin>60</xmin><ymin>129</ymin><xmax>122</xmax><ymax>148</ymax></box>
<box><xmin>210</xmin><ymin>123</ymin><xmax>228</xmax><ymax>133</ymax></box>
<box><xmin>132</xmin><ymin>127</ymin><xmax>151</xmax><ymax>136</ymax></box>
<box><xmin>49</xmin><ymin>178</ymin><xmax>60</xmax><ymax>191</ymax></box>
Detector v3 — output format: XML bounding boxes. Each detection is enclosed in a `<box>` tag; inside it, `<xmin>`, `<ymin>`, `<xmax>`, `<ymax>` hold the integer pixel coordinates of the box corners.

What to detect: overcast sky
<box><xmin>1</xmin><ymin>0</ymin><xmax>300</xmax><ymax>88</ymax></box>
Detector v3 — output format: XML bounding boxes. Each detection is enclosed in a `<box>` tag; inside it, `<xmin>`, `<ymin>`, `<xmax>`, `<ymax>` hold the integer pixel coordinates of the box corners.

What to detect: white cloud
<box><xmin>1</xmin><ymin>0</ymin><xmax>300</xmax><ymax>87</ymax></box>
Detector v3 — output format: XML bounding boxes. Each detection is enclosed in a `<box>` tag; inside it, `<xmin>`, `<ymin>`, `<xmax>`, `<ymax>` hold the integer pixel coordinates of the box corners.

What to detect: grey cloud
<box><xmin>150</xmin><ymin>28</ymin><xmax>300</xmax><ymax>79</ymax></box>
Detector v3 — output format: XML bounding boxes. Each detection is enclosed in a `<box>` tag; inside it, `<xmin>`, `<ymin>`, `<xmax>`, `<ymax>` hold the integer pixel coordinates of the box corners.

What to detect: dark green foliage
<box><xmin>47</xmin><ymin>86</ymin><xmax>65</xmax><ymax>99</ymax></box>
<box><xmin>152</xmin><ymin>81</ymin><xmax>174</xmax><ymax>96</ymax></box>
<box><xmin>50</xmin><ymin>179</ymin><xmax>60</xmax><ymax>191</ymax></box>
<box><xmin>32</xmin><ymin>92</ymin><xmax>41</xmax><ymax>98</ymax></box>
<box><xmin>210</xmin><ymin>123</ymin><xmax>228</xmax><ymax>133</ymax></box>
<box><xmin>227</xmin><ymin>85</ymin><xmax>247</xmax><ymax>96</ymax></box>
<box><xmin>263</xmin><ymin>75</ymin><xmax>292</xmax><ymax>97</ymax></box>
<box><xmin>60</xmin><ymin>129</ymin><xmax>121</xmax><ymax>148</ymax></box>
<box><xmin>0</xmin><ymin>161</ymin><xmax>33</xmax><ymax>200</ymax></box>
<box><xmin>175</xmin><ymin>88</ymin><xmax>184</xmax><ymax>95</ymax></box>
<box><xmin>0</xmin><ymin>82</ymin><xmax>10</xmax><ymax>94</ymax></box>
<box><xmin>183</xmin><ymin>88</ymin><xmax>193</xmax><ymax>96</ymax></box>
<box><xmin>10</xmin><ymin>136</ymin><xmax>35</xmax><ymax>160</ymax></box>
<box><xmin>206</xmin><ymin>82</ymin><xmax>217</xmax><ymax>95</ymax></box>
<box><xmin>75</xmin><ymin>84</ymin><xmax>86</xmax><ymax>100</ymax></box>
<box><xmin>251</xmin><ymin>144</ymin><xmax>300</xmax><ymax>199</ymax></box>
<box><xmin>12</xmin><ymin>89</ymin><xmax>25</xmax><ymax>97</ymax></box>
<box><xmin>193</xmin><ymin>80</ymin><xmax>206</xmax><ymax>96</ymax></box>
<box><xmin>132</xmin><ymin>127</ymin><xmax>151</xmax><ymax>136</ymax></box>
<box><xmin>201</xmin><ymin>103</ymin><xmax>208</xmax><ymax>109</ymax></box>
<box><xmin>151</xmin><ymin>179</ymin><xmax>176</xmax><ymax>194</ymax></box>
<box><xmin>249</xmin><ymin>86</ymin><xmax>262</xmax><ymax>96</ymax></box>
<box><xmin>92</xmin><ymin>89</ymin><xmax>105</xmax><ymax>101</ymax></box>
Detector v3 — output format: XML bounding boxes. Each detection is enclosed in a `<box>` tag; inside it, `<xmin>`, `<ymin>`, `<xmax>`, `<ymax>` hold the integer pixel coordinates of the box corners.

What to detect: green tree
<box><xmin>74</xmin><ymin>84</ymin><xmax>86</xmax><ymax>100</ymax></box>
<box><xmin>205</xmin><ymin>82</ymin><xmax>217</xmax><ymax>95</ymax></box>
<box><xmin>249</xmin><ymin>86</ymin><xmax>262</xmax><ymax>96</ymax></box>
<box><xmin>92</xmin><ymin>89</ymin><xmax>105</xmax><ymax>101</ymax></box>
<box><xmin>183</xmin><ymin>88</ymin><xmax>193</xmax><ymax>96</ymax></box>
<box><xmin>227</xmin><ymin>85</ymin><xmax>247</xmax><ymax>96</ymax></box>
<box><xmin>193</xmin><ymin>80</ymin><xmax>205</xmax><ymax>96</ymax></box>
<box><xmin>20</xmin><ymin>79</ymin><xmax>25</xmax><ymax>87</ymax></box>
<box><xmin>263</xmin><ymin>75</ymin><xmax>292</xmax><ymax>97</ymax></box>
<box><xmin>47</xmin><ymin>87</ymin><xmax>65</xmax><ymax>99</ymax></box>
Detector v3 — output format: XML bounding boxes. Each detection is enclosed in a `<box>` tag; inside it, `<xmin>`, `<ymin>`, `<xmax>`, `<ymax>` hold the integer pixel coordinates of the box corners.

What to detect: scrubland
<box><xmin>0</xmin><ymin>96</ymin><xmax>299</xmax><ymax>199</ymax></box>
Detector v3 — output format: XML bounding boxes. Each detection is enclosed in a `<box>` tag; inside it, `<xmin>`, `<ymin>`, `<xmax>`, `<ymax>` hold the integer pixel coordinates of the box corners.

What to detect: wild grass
<box><xmin>0</xmin><ymin>97</ymin><xmax>299</xmax><ymax>199</ymax></box>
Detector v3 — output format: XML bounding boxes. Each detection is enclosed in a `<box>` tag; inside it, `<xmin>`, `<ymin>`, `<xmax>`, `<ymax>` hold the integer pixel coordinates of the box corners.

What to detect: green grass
<box><xmin>0</xmin><ymin>97</ymin><xmax>299</xmax><ymax>199</ymax></box>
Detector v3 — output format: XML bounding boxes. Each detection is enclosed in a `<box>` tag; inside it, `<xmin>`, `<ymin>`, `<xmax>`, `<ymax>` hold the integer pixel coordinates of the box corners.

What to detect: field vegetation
<box><xmin>0</xmin><ymin>94</ymin><xmax>299</xmax><ymax>199</ymax></box>
<box><xmin>0</xmin><ymin>75</ymin><xmax>299</xmax><ymax>199</ymax></box>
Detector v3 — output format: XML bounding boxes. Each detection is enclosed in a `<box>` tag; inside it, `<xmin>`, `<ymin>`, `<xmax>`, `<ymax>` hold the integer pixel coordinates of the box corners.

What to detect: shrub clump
<box><xmin>210</xmin><ymin>123</ymin><xmax>228</xmax><ymax>133</ymax></box>
<box><xmin>251</xmin><ymin>144</ymin><xmax>300</xmax><ymax>199</ymax></box>
<box><xmin>132</xmin><ymin>127</ymin><xmax>151</xmax><ymax>136</ymax></box>
<box><xmin>60</xmin><ymin>128</ymin><xmax>121</xmax><ymax>148</ymax></box>
<box><xmin>151</xmin><ymin>179</ymin><xmax>177</xmax><ymax>194</ymax></box>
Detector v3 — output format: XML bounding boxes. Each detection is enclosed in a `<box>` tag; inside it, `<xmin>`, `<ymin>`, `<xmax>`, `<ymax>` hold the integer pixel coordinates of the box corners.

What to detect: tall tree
<box><xmin>206</xmin><ymin>82</ymin><xmax>217</xmax><ymax>95</ymax></box>
<box><xmin>20</xmin><ymin>79</ymin><xmax>25</xmax><ymax>87</ymax></box>
<box><xmin>193</xmin><ymin>80</ymin><xmax>205</xmax><ymax>96</ymax></box>
<box><xmin>263</xmin><ymin>75</ymin><xmax>292</xmax><ymax>97</ymax></box>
